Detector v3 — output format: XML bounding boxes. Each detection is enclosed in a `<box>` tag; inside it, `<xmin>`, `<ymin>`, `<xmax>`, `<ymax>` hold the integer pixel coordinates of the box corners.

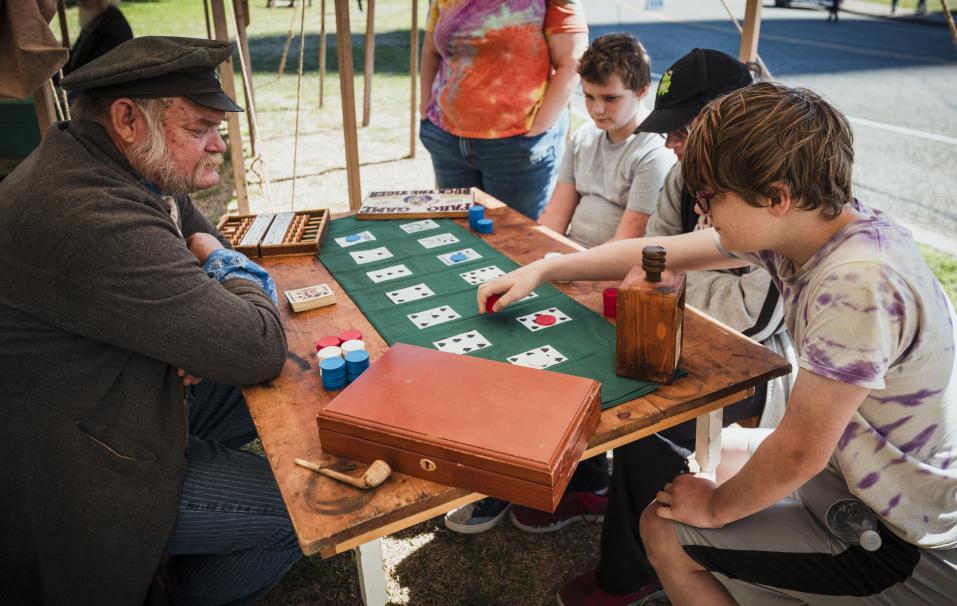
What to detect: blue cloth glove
<box><xmin>202</xmin><ymin>248</ymin><xmax>279</xmax><ymax>305</ymax></box>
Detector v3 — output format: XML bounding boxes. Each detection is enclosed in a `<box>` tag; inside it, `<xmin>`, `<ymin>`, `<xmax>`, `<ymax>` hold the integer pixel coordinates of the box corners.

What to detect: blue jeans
<box><xmin>164</xmin><ymin>381</ymin><xmax>303</xmax><ymax>606</ymax></box>
<box><xmin>419</xmin><ymin>114</ymin><xmax>568</xmax><ymax>220</ymax></box>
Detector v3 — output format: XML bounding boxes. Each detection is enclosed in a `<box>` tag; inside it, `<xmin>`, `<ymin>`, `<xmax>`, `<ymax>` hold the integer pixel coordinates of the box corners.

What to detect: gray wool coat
<box><xmin>0</xmin><ymin>120</ymin><xmax>287</xmax><ymax>604</ymax></box>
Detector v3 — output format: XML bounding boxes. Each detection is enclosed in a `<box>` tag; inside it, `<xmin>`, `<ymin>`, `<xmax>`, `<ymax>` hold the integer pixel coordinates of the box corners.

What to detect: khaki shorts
<box><xmin>674</xmin><ymin>472</ymin><xmax>957</xmax><ymax>605</ymax></box>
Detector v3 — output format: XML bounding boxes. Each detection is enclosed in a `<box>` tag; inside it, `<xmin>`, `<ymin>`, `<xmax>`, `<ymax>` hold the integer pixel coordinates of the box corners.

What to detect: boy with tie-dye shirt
<box><xmin>480</xmin><ymin>83</ymin><xmax>956</xmax><ymax>605</ymax></box>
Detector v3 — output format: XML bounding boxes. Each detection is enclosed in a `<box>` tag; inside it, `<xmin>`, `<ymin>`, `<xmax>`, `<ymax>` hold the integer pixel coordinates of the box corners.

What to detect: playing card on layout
<box><xmin>437</xmin><ymin>248</ymin><xmax>482</xmax><ymax>266</ymax></box>
<box><xmin>385</xmin><ymin>283</ymin><xmax>435</xmax><ymax>305</ymax></box>
<box><xmin>367</xmin><ymin>264</ymin><xmax>412</xmax><ymax>283</ymax></box>
<box><xmin>433</xmin><ymin>330</ymin><xmax>491</xmax><ymax>355</ymax></box>
<box><xmin>519</xmin><ymin>291</ymin><xmax>539</xmax><ymax>302</ymax></box>
<box><xmin>417</xmin><ymin>232</ymin><xmax>460</xmax><ymax>249</ymax></box>
<box><xmin>407</xmin><ymin>305</ymin><xmax>462</xmax><ymax>329</ymax></box>
<box><xmin>350</xmin><ymin>246</ymin><xmax>393</xmax><ymax>264</ymax></box>
<box><xmin>507</xmin><ymin>345</ymin><xmax>568</xmax><ymax>369</ymax></box>
<box><xmin>399</xmin><ymin>219</ymin><xmax>440</xmax><ymax>234</ymax></box>
<box><xmin>516</xmin><ymin>307</ymin><xmax>572</xmax><ymax>332</ymax></box>
<box><xmin>459</xmin><ymin>265</ymin><xmax>505</xmax><ymax>286</ymax></box>
<box><xmin>334</xmin><ymin>231</ymin><xmax>376</xmax><ymax>247</ymax></box>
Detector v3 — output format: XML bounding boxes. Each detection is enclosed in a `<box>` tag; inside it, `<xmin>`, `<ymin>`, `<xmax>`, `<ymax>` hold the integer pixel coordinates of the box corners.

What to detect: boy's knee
<box><xmin>639</xmin><ymin>502</ymin><xmax>675</xmax><ymax>565</ymax></box>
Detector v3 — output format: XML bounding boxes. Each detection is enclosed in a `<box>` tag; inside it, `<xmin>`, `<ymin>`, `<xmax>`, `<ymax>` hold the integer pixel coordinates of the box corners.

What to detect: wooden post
<box><xmin>409</xmin><ymin>0</ymin><xmax>418</xmax><ymax>158</ymax></box>
<box><xmin>33</xmin><ymin>82</ymin><xmax>57</xmax><ymax>138</ymax></box>
<box><xmin>334</xmin><ymin>0</ymin><xmax>362</xmax><ymax>211</ymax></box>
<box><xmin>56</xmin><ymin>0</ymin><xmax>70</xmax><ymax>47</ymax></box>
<box><xmin>233</xmin><ymin>0</ymin><xmax>259</xmax><ymax>156</ymax></box>
<box><xmin>204</xmin><ymin>0</ymin><xmax>213</xmax><ymax>40</ymax></box>
<box><xmin>738</xmin><ymin>0</ymin><xmax>762</xmax><ymax>63</ymax></box>
<box><xmin>210</xmin><ymin>0</ymin><xmax>250</xmax><ymax>214</ymax></box>
<box><xmin>362</xmin><ymin>0</ymin><xmax>375</xmax><ymax>127</ymax></box>
<box><xmin>319</xmin><ymin>0</ymin><xmax>327</xmax><ymax>107</ymax></box>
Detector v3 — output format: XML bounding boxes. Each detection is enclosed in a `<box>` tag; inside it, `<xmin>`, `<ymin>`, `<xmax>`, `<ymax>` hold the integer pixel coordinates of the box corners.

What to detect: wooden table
<box><xmin>244</xmin><ymin>192</ymin><xmax>791</xmax><ymax>605</ymax></box>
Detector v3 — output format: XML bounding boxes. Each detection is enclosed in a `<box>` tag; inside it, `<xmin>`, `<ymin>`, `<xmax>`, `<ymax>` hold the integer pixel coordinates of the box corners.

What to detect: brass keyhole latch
<box><xmin>419</xmin><ymin>458</ymin><xmax>437</xmax><ymax>472</ymax></box>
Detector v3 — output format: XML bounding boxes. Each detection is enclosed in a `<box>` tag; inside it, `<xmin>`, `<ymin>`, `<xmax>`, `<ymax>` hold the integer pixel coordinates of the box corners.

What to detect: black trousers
<box><xmin>595</xmin><ymin>383</ymin><xmax>767</xmax><ymax>594</ymax></box>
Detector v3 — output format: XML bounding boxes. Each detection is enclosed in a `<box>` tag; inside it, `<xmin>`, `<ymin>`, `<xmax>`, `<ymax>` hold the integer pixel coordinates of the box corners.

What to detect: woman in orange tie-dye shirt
<box><xmin>418</xmin><ymin>0</ymin><xmax>588</xmax><ymax>220</ymax></box>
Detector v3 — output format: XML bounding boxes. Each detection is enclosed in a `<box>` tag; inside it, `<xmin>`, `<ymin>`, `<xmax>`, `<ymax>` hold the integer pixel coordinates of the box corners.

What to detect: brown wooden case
<box><xmin>317</xmin><ymin>343</ymin><xmax>601</xmax><ymax>512</ymax></box>
<box><xmin>216</xmin><ymin>209</ymin><xmax>330</xmax><ymax>258</ymax></box>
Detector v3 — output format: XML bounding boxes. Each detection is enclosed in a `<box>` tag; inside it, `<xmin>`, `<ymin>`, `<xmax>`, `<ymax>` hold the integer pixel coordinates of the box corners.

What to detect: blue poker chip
<box><xmin>344</xmin><ymin>350</ymin><xmax>370</xmax><ymax>365</ymax></box>
<box><xmin>345</xmin><ymin>234</ymin><xmax>361</xmax><ymax>242</ymax></box>
<box><xmin>320</xmin><ymin>357</ymin><xmax>346</xmax><ymax>373</ymax></box>
<box><xmin>476</xmin><ymin>218</ymin><xmax>493</xmax><ymax>234</ymax></box>
<box><xmin>450</xmin><ymin>252</ymin><xmax>468</xmax><ymax>263</ymax></box>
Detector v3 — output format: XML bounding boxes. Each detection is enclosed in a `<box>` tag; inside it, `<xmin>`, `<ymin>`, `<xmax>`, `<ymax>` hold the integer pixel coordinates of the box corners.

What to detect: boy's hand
<box><xmin>177</xmin><ymin>367</ymin><xmax>203</xmax><ymax>386</ymax></box>
<box><xmin>477</xmin><ymin>263</ymin><xmax>547</xmax><ymax>313</ymax></box>
<box><xmin>655</xmin><ymin>474</ymin><xmax>724</xmax><ymax>529</ymax></box>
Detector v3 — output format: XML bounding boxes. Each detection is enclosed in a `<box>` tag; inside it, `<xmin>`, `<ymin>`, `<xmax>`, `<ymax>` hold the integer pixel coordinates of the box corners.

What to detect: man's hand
<box><xmin>655</xmin><ymin>474</ymin><xmax>724</xmax><ymax>529</ymax></box>
<box><xmin>177</xmin><ymin>368</ymin><xmax>203</xmax><ymax>386</ymax></box>
<box><xmin>186</xmin><ymin>232</ymin><xmax>224</xmax><ymax>264</ymax></box>
<box><xmin>477</xmin><ymin>262</ymin><xmax>547</xmax><ymax>314</ymax></box>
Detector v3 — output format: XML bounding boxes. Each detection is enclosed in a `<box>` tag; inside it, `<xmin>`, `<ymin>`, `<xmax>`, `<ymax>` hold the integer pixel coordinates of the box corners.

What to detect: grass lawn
<box><xmin>58</xmin><ymin>1</ymin><xmax>957</xmax><ymax>604</ymax></box>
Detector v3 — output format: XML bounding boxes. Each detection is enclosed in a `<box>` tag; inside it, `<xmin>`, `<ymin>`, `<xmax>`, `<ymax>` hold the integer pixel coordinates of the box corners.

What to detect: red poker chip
<box><xmin>603</xmin><ymin>288</ymin><xmax>618</xmax><ymax>319</ymax></box>
<box><xmin>316</xmin><ymin>335</ymin><xmax>342</xmax><ymax>351</ymax></box>
<box><xmin>338</xmin><ymin>329</ymin><xmax>363</xmax><ymax>342</ymax></box>
<box><xmin>534</xmin><ymin>313</ymin><xmax>556</xmax><ymax>326</ymax></box>
<box><xmin>485</xmin><ymin>294</ymin><xmax>501</xmax><ymax>314</ymax></box>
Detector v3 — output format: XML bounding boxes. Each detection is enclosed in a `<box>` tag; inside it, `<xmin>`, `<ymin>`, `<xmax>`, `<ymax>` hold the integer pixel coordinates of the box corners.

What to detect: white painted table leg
<box><xmin>355</xmin><ymin>538</ymin><xmax>388</xmax><ymax>606</ymax></box>
<box><xmin>695</xmin><ymin>408</ymin><xmax>723</xmax><ymax>480</ymax></box>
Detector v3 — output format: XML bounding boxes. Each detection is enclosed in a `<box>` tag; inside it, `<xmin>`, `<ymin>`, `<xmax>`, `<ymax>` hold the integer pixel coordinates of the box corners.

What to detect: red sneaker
<box><xmin>510</xmin><ymin>491</ymin><xmax>607</xmax><ymax>534</ymax></box>
<box><xmin>556</xmin><ymin>571</ymin><xmax>665</xmax><ymax>606</ymax></box>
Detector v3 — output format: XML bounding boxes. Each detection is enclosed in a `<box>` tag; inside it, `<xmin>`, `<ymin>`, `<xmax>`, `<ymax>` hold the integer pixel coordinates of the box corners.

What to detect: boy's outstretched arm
<box><xmin>477</xmin><ymin>228</ymin><xmax>743</xmax><ymax>313</ymax></box>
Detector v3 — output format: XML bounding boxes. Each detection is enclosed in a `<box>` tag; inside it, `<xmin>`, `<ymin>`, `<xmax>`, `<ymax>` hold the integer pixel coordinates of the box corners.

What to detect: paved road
<box><xmin>578</xmin><ymin>0</ymin><xmax>957</xmax><ymax>253</ymax></box>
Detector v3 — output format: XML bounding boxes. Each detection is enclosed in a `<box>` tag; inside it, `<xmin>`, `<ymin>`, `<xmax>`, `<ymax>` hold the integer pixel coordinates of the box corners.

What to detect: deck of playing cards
<box><xmin>284</xmin><ymin>283</ymin><xmax>336</xmax><ymax>312</ymax></box>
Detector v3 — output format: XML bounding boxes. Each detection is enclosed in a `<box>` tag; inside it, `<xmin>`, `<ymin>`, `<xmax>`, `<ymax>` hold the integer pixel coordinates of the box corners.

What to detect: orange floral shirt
<box><xmin>425</xmin><ymin>0</ymin><xmax>587</xmax><ymax>139</ymax></box>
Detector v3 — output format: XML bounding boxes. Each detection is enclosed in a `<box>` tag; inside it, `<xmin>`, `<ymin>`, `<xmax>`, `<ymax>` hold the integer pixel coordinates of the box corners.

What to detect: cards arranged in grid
<box><xmin>399</xmin><ymin>219</ymin><xmax>440</xmax><ymax>234</ymax></box>
<box><xmin>350</xmin><ymin>246</ymin><xmax>393</xmax><ymax>264</ymax></box>
<box><xmin>437</xmin><ymin>248</ymin><xmax>482</xmax><ymax>266</ymax></box>
<box><xmin>433</xmin><ymin>330</ymin><xmax>491</xmax><ymax>354</ymax></box>
<box><xmin>459</xmin><ymin>265</ymin><xmax>505</xmax><ymax>286</ymax></box>
<box><xmin>417</xmin><ymin>232</ymin><xmax>460</xmax><ymax>249</ymax></box>
<box><xmin>516</xmin><ymin>307</ymin><xmax>572</xmax><ymax>331</ymax></box>
<box><xmin>385</xmin><ymin>283</ymin><xmax>435</xmax><ymax>305</ymax></box>
<box><xmin>507</xmin><ymin>345</ymin><xmax>568</xmax><ymax>369</ymax></box>
<box><xmin>334</xmin><ymin>231</ymin><xmax>376</xmax><ymax>247</ymax></box>
<box><xmin>408</xmin><ymin>305</ymin><xmax>462</xmax><ymax>329</ymax></box>
<box><xmin>366</xmin><ymin>264</ymin><xmax>412</xmax><ymax>283</ymax></box>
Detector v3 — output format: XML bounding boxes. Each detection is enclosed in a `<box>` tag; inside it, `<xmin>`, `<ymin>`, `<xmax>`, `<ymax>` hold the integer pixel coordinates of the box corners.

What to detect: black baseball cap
<box><xmin>635</xmin><ymin>48</ymin><xmax>751</xmax><ymax>134</ymax></box>
<box><xmin>61</xmin><ymin>37</ymin><xmax>243</xmax><ymax>113</ymax></box>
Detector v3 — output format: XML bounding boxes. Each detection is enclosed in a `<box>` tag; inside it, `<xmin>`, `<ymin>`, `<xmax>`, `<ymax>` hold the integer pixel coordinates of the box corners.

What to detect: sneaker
<box><xmin>444</xmin><ymin>497</ymin><xmax>511</xmax><ymax>534</ymax></box>
<box><xmin>557</xmin><ymin>571</ymin><xmax>666</xmax><ymax>606</ymax></box>
<box><xmin>510</xmin><ymin>491</ymin><xmax>608</xmax><ymax>534</ymax></box>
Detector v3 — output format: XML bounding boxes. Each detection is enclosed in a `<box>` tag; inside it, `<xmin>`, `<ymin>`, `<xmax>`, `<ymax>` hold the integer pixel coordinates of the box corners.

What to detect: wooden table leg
<box><xmin>355</xmin><ymin>538</ymin><xmax>388</xmax><ymax>606</ymax></box>
<box><xmin>695</xmin><ymin>408</ymin><xmax>723</xmax><ymax>479</ymax></box>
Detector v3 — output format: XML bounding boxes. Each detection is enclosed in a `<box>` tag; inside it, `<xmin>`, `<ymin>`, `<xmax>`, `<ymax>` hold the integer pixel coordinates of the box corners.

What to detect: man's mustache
<box><xmin>199</xmin><ymin>153</ymin><xmax>224</xmax><ymax>170</ymax></box>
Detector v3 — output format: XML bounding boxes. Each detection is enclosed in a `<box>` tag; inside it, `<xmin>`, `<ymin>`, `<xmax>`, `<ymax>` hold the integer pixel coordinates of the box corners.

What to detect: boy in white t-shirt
<box><xmin>481</xmin><ymin>83</ymin><xmax>957</xmax><ymax>605</ymax></box>
<box><xmin>538</xmin><ymin>33</ymin><xmax>674</xmax><ymax>248</ymax></box>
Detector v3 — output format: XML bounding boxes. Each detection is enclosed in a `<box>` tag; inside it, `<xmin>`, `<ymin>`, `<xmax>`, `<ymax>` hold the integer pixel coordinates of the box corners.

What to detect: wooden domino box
<box><xmin>217</xmin><ymin>209</ymin><xmax>330</xmax><ymax>258</ymax></box>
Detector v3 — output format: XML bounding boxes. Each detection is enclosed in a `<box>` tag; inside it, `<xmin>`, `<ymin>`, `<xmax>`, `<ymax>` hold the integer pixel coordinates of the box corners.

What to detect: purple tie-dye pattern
<box><xmin>843</xmin><ymin>272</ymin><xmax>859</xmax><ymax>283</ymax></box>
<box><xmin>881</xmin><ymin>493</ymin><xmax>902</xmax><ymax>517</ymax></box>
<box><xmin>838</xmin><ymin>358</ymin><xmax>886</xmax><ymax>382</ymax></box>
<box><xmin>871</xmin><ymin>389</ymin><xmax>941</xmax><ymax>407</ymax></box>
<box><xmin>923</xmin><ymin>514</ymin><xmax>930</xmax><ymax>524</ymax></box>
<box><xmin>838</xmin><ymin>422</ymin><xmax>861</xmax><ymax>450</ymax></box>
<box><xmin>804</xmin><ymin>343</ymin><xmax>835</xmax><ymax>369</ymax></box>
<box><xmin>873</xmin><ymin>435</ymin><xmax>887</xmax><ymax>453</ymax></box>
<box><xmin>876</xmin><ymin>416</ymin><xmax>913</xmax><ymax>436</ymax></box>
<box><xmin>858</xmin><ymin>471</ymin><xmax>881</xmax><ymax>489</ymax></box>
<box><xmin>899</xmin><ymin>424</ymin><xmax>938</xmax><ymax>454</ymax></box>
<box><xmin>883</xmin><ymin>454</ymin><xmax>908</xmax><ymax>468</ymax></box>
<box><xmin>817</xmin><ymin>293</ymin><xmax>832</xmax><ymax>306</ymax></box>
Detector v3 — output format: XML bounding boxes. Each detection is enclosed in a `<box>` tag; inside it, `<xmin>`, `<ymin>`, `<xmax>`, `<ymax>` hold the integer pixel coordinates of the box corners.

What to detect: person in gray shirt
<box><xmin>539</xmin><ymin>33</ymin><xmax>674</xmax><ymax>247</ymax></box>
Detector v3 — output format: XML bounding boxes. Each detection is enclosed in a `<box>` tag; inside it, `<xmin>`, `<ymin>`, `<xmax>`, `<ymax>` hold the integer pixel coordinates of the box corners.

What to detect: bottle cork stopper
<box><xmin>642</xmin><ymin>246</ymin><xmax>666</xmax><ymax>283</ymax></box>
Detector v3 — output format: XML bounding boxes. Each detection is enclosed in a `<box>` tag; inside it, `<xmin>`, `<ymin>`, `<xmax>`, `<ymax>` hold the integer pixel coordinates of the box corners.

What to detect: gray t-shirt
<box><xmin>558</xmin><ymin>122</ymin><xmax>674</xmax><ymax>248</ymax></box>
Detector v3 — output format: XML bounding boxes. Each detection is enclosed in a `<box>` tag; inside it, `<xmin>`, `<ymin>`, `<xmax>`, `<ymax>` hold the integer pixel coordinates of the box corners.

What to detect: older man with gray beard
<box><xmin>0</xmin><ymin>37</ymin><xmax>302</xmax><ymax>605</ymax></box>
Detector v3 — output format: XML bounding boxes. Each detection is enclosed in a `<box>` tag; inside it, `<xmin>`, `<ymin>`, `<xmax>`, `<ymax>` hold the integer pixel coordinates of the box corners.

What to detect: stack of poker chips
<box><xmin>468</xmin><ymin>204</ymin><xmax>484</xmax><ymax>229</ymax></box>
<box><xmin>344</xmin><ymin>350</ymin><xmax>370</xmax><ymax>382</ymax></box>
<box><xmin>319</xmin><ymin>356</ymin><xmax>347</xmax><ymax>390</ymax></box>
<box><xmin>475</xmin><ymin>218</ymin><xmax>494</xmax><ymax>234</ymax></box>
<box><xmin>603</xmin><ymin>287</ymin><xmax>618</xmax><ymax>319</ymax></box>
<box><xmin>315</xmin><ymin>329</ymin><xmax>368</xmax><ymax>390</ymax></box>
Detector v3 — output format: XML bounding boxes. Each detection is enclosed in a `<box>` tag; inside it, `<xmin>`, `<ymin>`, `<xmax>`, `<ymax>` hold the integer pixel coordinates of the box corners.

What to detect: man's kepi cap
<box><xmin>61</xmin><ymin>36</ymin><xmax>243</xmax><ymax>112</ymax></box>
<box><xmin>635</xmin><ymin>48</ymin><xmax>751</xmax><ymax>134</ymax></box>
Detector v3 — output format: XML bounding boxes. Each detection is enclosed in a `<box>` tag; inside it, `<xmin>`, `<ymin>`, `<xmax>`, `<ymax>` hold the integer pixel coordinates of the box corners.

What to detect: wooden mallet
<box><xmin>295</xmin><ymin>458</ymin><xmax>391</xmax><ymax>489</ymax></box>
